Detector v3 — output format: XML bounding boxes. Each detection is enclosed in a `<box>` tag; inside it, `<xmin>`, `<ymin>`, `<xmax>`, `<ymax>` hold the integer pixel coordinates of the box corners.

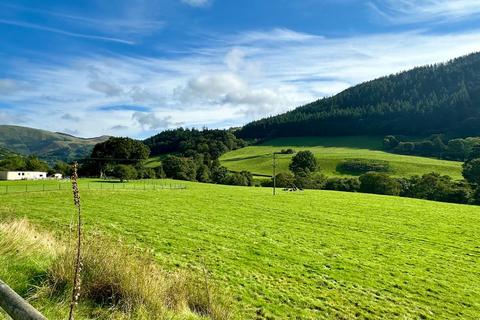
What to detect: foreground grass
<box><xmin>0</xmin><ymin>179</ymin><xmax>479</xmax><ymax>319</ymax></box>
<box><xmin>0</xmin><ymin>216</ymin><xmax>231</xmax><ymax>320</ymax></box>
<box><xmin>220</xmin><ymin>136</ymin><xmax>463</xmax><ymax>179</ymax></box>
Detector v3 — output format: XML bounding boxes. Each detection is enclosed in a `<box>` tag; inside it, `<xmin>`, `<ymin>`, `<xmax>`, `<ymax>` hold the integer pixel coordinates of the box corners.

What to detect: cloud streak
<box><xmin>370</xmin><ymin>0</ymin><xmax>480</xmax><ymax>24</ymax></box>
<box><xmin>0</xmin><ymin>18</ymin><xmax>135</xmax><ymax>44</ymax></box>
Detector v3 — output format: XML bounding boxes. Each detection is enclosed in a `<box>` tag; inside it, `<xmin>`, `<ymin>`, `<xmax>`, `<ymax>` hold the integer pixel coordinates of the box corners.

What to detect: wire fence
<box><xmin>0</xmin><ymin>181</ymin><xmax>186</xmax><ymax>195</ymax></box>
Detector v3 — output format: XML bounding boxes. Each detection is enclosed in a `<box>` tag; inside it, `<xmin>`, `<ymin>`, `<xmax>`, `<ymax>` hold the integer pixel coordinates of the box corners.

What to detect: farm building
<box><xmin>0</xmin><ymin>171</ymin><xmax>48</xmax><ymax>181</ymax></box>
<box><xmin>53</xmin><ymin>173</ymin><xmax>63</xmax><ymax>179</ymax></box>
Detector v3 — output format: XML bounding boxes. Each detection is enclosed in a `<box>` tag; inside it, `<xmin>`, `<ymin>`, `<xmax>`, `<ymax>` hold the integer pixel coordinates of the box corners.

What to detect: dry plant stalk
<box><xmin>68</xmin><ymin>162</ymin><xmax>83</xmax><ymax>320</ymax></box>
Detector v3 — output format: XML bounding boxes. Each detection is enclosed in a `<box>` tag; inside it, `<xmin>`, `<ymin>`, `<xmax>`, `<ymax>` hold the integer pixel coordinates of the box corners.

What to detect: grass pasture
<box><xmin>220</xmin><ymin>136</ymin><xmax>463</xmax><ymax>179</ymax></box>
<box><xmin>0</xmin><ymin>179</ymin><xmax>479</xmax><ymax>319</ymax></box>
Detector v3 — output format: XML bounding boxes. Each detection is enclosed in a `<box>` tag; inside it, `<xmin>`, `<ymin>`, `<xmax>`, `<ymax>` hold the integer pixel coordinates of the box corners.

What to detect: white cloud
<box><xmin>132</xmin><ymin>112</ymin><xmax>173</xmax><ymax>130</ymax></box>
<box><xmin>370</xmin><ymin>0</ymin><xmax>480</xmax><ymax>24</ymax></box>
<box><xmin>181</xmin><ymin>0</ymin><xmax>210</xmax><ymax>7</ymax></box>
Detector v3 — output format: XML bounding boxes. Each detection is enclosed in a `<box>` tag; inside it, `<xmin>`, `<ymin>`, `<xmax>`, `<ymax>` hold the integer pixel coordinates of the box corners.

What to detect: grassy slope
<box><xmin>220</xmin><ymin>136</ymin><xmax>463</xmax><ymax>179</ymax></box>
<box><xmin>0</xmin><ymin>125</ymin><xmax>108</xmax><ymax>163</ymax></box>
<box><xmin>1</xmin><ymin>179</ymin><xmax>479</xmax><ymax>319</ymax></box>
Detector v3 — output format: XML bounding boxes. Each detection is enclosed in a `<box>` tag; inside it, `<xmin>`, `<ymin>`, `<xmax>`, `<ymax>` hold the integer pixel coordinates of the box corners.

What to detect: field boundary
<box><xmin>0</xmin><ymin>181</ymin><xmax>187</xmax><ymax>194</ymax></box>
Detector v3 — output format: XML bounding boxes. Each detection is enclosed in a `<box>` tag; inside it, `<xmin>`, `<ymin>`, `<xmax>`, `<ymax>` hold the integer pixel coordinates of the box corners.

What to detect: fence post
<box><xmin>0</xmin><ymin>279</ymin><xmax>47</xmax><ymax>320</ymax></box>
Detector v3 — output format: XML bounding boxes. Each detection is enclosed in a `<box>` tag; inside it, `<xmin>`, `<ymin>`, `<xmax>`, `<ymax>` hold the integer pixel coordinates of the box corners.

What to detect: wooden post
<box><xmin>0</xmin><ymin>279</ymin><xmax>47</xmax><ymax>320</ymax></box>
<box><xmin>273</xmin><ymin>153</ymin><xmax>276</xmax><ymax>196</ymax></box>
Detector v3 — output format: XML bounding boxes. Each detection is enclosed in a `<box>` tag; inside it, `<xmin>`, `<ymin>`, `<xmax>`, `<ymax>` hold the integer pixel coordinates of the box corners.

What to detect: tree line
<box><xmin>261</xmin><ymin>150</ymin><xmax>480</xmax><ymax>205</ymax></box>
<box><xmin>383</xmin><ymin>135</ymin><xmax>480</xmax><ymax>161</ymax></box>
<box><xmin>238</xmin><ymin>52</ymin><xmax>480</xmax><ymax>139</ymax></box>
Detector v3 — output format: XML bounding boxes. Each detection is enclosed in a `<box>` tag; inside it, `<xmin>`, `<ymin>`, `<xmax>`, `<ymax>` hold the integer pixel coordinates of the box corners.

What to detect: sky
<box><xmin>1</xmin><ymin>0</ymin><xmax>480</xmax><ymax>138</ymax></box>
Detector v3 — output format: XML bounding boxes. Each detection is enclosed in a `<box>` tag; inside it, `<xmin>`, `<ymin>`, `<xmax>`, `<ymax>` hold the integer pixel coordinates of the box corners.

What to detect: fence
<box><xmin>0</xmin><ymin>181</ymin><xmax>186</xmax><ymax>195</ymax></box>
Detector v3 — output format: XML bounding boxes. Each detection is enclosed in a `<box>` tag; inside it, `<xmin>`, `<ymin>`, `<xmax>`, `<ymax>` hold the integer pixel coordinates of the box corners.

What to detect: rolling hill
<box><xmin>1</xmin><ymin>179</ymin><xmax>479</xmax><ymax>319</ymax></box>
<box><xmin>0</xmin><ymin>125</ymin><xmax>109</xmax><ymax>163</ymax></box>
<box><xmin>220</xmin><ymin>136</ymin><xmax>463</xmax><ymax>179</ymax></box>
<box><xmin>238</xmin><ymin>52</ymin><xmax>480</xmax><ymax>139</ymax></box>
<box><xmin>0</xmin><ymin>146</ymin><xmax>15</xmax><ymax>159</ymax></box>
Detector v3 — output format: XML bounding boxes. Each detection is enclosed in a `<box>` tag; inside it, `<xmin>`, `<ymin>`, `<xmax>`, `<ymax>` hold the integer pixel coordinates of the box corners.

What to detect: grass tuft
<box><xmin>47</xmin><ymin>234</ymin><xmax>232</xmax><ymax>319</ymax></box>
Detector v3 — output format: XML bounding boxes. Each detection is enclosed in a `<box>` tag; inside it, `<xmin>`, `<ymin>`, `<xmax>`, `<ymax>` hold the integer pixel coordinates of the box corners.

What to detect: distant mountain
<box><xmin>238</xmin><ymin>52</ymin><xmax>480</xmax><ymax>139</ymax></box>
<box><xmin>0</xmin><ymin>125</ymin><xmax>109</xmax><ymax>163</ymax></box>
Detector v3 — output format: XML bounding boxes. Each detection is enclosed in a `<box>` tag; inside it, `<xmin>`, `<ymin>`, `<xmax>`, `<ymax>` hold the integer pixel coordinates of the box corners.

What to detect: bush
<box><xmin>294</xmin><ymin>172</ymin><xmax>326</xmax><ymax>190</ymax></box>
<box><xmin>382</xmin><ymin>135</ymin><xmax>399</xmax><ymax>150</ymax></box>
<box><xmin>324</xmin><ymin>177</ymin><xmax>360</xmax><ymax>192</ymax></box>
<box><xmin>274</xmin><ymin>172</ymin><xmax>295</xmax><ymax>188</ymax></box>
<box><xmin>399</xmin><ymin>173</ymin><xmax>473</xmax><ymax>204</ymax></box>
<box><xmin>155</xmin><ymin>165</ymin><xmax>166</xmax><ymax>179</ymax></box>
<box><xmin>112</xmin><ymin>165</ymin><xmax>138</xmax><ymax>182</ymax></box>
<box><xmin>196</xmin><ymin>164</ymin><xmax>211</xmax><ymax>183</ymax></box>
<box><xmin>336</xmin><ymin>159</ymin><xmax>390</xmax><ymax>175</ymax></box>
<box><xmin>473</xmin><ymin>187</ymin><xmax>480</xmax><ymax>205</ymax></box>
<box><xmin>162</xmin><ymin>155</ymin><xmax>197</xmax><ymax>181</ymax></box>
<box><xmin>136</xmin><ymin>166</ymin><xmax>156</xmax><ymax>179</ymax></box>
<box><xmin>463</xmin><ymin>158</ymin><xmax>480</xmax><ymax>185</ymax></box>
<box><xmin>289</xmin><ymin>151</ymin><xmax>318</xmax><ymax>175</ymax></box>
<box><xmin>224</xmin><ymin>171</ymin><xmax>253</xmax><ymax>186</ymax></box>
<box><xmin>359</xmin><ymin>172</ymin><xmax>401</xmax><ymax>196</ymax></box>
<box><xmin>279</xmin><ymin>148</ymin><xmax>295</xmax><ymax>154</ymax></box>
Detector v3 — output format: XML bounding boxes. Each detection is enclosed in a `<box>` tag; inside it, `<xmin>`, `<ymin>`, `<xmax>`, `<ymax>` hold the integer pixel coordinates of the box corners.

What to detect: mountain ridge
<box><xmin>0</xmin><ymin>125</ymin><xmax>109</xmax><ymax>163</ymax></box>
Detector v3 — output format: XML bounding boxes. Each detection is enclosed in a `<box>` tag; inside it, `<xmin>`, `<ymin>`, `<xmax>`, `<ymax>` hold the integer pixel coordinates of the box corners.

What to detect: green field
<box><xmin>1</xmin><ymin>179</ymin><xmax>479</xmax><ymax>319</ymax></box>
<box><xmin>220</xmin><ymin>136</ymin><xmax>463</xmax><ymax>179</ymax></box>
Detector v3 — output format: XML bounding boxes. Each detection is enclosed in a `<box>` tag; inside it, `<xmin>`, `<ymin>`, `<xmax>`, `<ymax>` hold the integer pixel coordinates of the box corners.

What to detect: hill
<box><xmin>0</xmin><ymin>125</ymin><xmax>109</xmax><ymax>163</ymax></box>
<box><xmin>0</xmin><ymin>179</ymin><xmax>479</xmax><ymax>319</ymax></box>
<box><xmin>220</xmin><ymin>136</ymin><xmax>463</xmax><ymax>179</ymax></box>
<box><xmin>238</xmin><ymin>52</ymin><xmax>480</xmax><ymax>139</ymax></box>
<box><xmin>0</xmin><ymin>146</ymin><xmax>15</xmax><ymax>159</ymax></box>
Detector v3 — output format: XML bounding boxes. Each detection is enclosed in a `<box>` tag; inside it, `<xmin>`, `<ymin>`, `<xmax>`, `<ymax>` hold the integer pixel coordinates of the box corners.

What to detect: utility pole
<box><xmin>273</xmin><ymin>152</ymin><xmax>277</xmax><ymax>196</ymax></box>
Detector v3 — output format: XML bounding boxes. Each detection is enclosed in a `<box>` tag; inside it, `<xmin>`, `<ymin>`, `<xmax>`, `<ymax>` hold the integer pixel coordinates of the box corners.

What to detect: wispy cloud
<box><xmin>2</xmin><ymin>28</ymin><xmax>480</xmax><ymax>138</ymax></box>
<box><xmin>0</xmin><ymin>18</ymin><xmax>135</xmax><ymax>44</ymax></box>
<box><xmin>181</xmin><ymin>0</ymin><xmax>210</xmax><ymax>8</ymax></box>
<box><xmin>370</xmin><ymin>0</ymin><xmax>480</xmax><ymax>24</ymax></box>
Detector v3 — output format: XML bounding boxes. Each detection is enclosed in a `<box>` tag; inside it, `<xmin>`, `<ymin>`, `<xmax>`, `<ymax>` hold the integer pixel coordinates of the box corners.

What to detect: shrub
<box><xmin>155</xmin><ymin>165</ymin><xmax>166</xmax><ymax>179</ymax></box>
<box><xmin>463</xmin><ymin>158</ymin><xmax>480</xmax><ymax>185</ymax></box>
<box><xmin>279</xmin><ymin>149</ymin><xmax>295</xmax><ymax>154</ymax></box>
<box><xmin>274</xmin><ymin>172</ymin><xmax>295</xmax><ymax>188</ymax></box>
<box><xmin>112</xmin><ymin>164</ymin><xmax>138</xmax><ymax>182</ymax></box>
<box><xmin>289</xmin><ymin>151</ymin><xmax>318</xmax><ymax>175</ymax></box>
<box><xmin>473</xmin><ymin>187</ymin><xmax>480</xmax><ymax>205</ymax></box>
<box><xmin>294</xmin><ymin>172</ymin><xmax>326</xmax><ymax>190</ymax></box>
<box><xmin>324</xmin><ymin>177</ymin><xmax>360</xmax><ymax>192</ymax></box>
<box><xmin>359</xmin><ymin>172</ymin><xmax>401</xmax><ymax>196</ymax></box>
<box><xmin>196</xmin><ymin>164</ymin><xmax>211</xmax><ymax>183</ymax></box>
<box><xmin>162</xmin><ymin>155</ymin><xmax>197</xmax><ymax>181</ymax></box>
<box><xmin>382</xmin><ymin>135</ymin><xmax>399</xmax><ymax>150</ymax></box>
<box><xmin>399</xmin><ymin>173</ymin><xmax>473</xmax><ymax>204</ymax></box>
<box><xmin>336</xmin><ymin>159</ymin><xmax>390</xmax><ymax>175</ymax></box>
<box><xmin>211</xmin><ymin>165</ymin><xmax>229</xmax><ymax>184</ymax></box>
<box><xmin>224</xmin><ymin>171</ymin><xmax>253</xmax><ymax>186</ymax></box>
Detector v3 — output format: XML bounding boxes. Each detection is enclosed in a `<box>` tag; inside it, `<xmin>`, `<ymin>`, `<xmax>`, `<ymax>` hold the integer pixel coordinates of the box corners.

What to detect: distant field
<box><xmin>1</xmin><ymin>179</ymin><xmax>479</xmax><ymax>319</ymax></box>
<box><xmin>220</xmin><ymin>136</ymin><xmax>463</xmax><ymax>179</ymax></box>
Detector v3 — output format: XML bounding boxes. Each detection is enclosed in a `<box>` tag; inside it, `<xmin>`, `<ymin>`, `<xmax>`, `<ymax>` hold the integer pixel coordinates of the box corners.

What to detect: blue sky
<box><xmin>1</xmin><ymin>0</ymin><xmax>480</xmax><ymax>138</ymax></box>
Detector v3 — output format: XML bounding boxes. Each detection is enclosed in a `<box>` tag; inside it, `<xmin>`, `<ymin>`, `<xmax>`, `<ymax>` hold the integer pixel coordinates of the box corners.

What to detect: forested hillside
<box><xmin>0</xmin><ymin>146</ymin><xmax>14</xmax><ymax>159</ymax></box>
<box><xmin>144</xmin><ymin>128</ymin><xmax>245</xmax><ymax>158</ymax></box>
<box><xmin>238</xmin><ymin>52</ymin><xmax>480</xmax><ymax>139</ymax></box>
